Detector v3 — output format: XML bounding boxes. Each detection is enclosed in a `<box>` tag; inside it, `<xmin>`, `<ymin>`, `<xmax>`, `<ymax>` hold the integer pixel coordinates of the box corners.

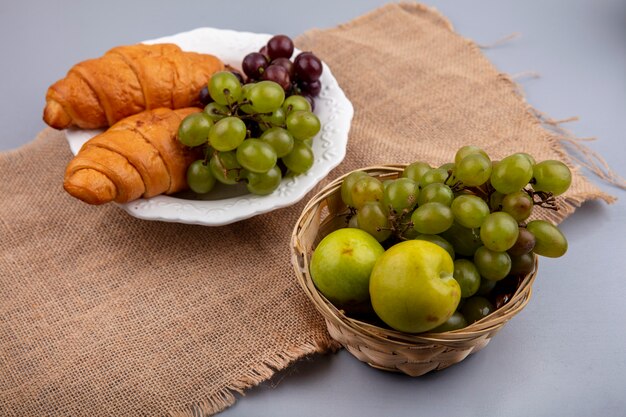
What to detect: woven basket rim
<box><xmin>291</xmin><ymin>164</ymin><xmax>537</xmax><ymax>346</ymax></box>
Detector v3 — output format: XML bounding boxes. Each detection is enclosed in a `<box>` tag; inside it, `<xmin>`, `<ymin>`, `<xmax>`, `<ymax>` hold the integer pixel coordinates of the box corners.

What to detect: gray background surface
<box><xmin>1</xmin><ymin>1</ymin><xmax>625</xmax><ymax>416</ymax></box>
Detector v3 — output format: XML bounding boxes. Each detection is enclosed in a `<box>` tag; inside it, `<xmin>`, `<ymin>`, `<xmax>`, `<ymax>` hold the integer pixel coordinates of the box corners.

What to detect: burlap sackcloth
<box><xmin>0</xmin><ymin>3</ymin><xmax>616</xmax><ymax>417</ymax></box>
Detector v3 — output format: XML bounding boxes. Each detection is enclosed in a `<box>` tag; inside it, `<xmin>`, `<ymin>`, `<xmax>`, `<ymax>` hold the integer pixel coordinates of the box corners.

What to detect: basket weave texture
<box><xmin>291</xmin><ymin>165</ymin><xmax>537</xmax><ymax>377</ymax></box>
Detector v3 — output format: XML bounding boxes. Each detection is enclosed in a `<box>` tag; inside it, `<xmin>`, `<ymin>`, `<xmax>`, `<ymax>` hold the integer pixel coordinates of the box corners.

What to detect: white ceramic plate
<box><xmin>65</xmin><ymin>27</ymin><xmax>353</xmax><ymax>226</ymax></box>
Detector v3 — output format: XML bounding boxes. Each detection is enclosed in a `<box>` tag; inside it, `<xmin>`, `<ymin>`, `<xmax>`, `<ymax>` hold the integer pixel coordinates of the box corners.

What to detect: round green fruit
<box><xmin>369</xmin><ymin>240</ymin><xmax>461</xmax><ymax>333</ymax></box>
<box><xmin>310</xmin><ymin>228</ymin><xmax>384</xmax><ymax>310</ymax></box>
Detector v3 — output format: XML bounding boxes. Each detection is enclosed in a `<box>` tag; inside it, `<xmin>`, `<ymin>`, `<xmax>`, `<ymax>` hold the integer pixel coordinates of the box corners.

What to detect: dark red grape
<box><xmin>507</xmin><ymin>228</ymin><xmax>536</xmax><ymax>256</ymax></box>
<box><xmin>242</xmin><ymin>52</ymin><xmax>269</xmax><ymax>79</ymax></box>
<box><xmin>198</xmin><ymin>85</ymin><xmax>213</xmax><ymax>106</ymax></box>
<box><xmin>267</xmin><ymin>35</ymin><xmax>294</xmax><ymax>60</ymax></box>
<box><xmin>259</xmin><ymin>45</ymin><xmax>269</xmax><ymax>59</ymax></box>
<box><xmin>270</xmin><ymin>57</ymin><xmax>294</xmax><ymax>77</ymax></box>
<box><xmin>299</xmin><ymin>79</ymin><xmax>321</xmax><ymax>96</ymax></box>
<box><xmin>509</xmin><ymin>253</ymin><xmax>535</xmax><ymax>276</ymax></box>
<box><xmin>262</xmin><ymin>65</ymin><xmax>291</xmax><ymax>91</ymax></box>
<box><xmin>230</xmin><ymin>70</ymin><xmax>245</xmax><ymax>85</ymax></box>
<box><xmin>302</xmin><ymin>94</ymin><xmax>316</xmax><ymax>111</ymax></box>
<box><xmin>294</xmin><ymin>52</ymin><xmax>323</xmax><ymax>82</ymax></box>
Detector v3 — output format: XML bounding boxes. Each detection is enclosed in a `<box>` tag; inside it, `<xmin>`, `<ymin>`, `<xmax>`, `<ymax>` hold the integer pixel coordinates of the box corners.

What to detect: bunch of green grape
<box><xmin>340</xmin><ymin>145</ymin><xmax>572</xmax><ymax>331</ymax></box>
<box><xmin>178</xmin><ymin>71</ymin><xmax>321</xmax><ymax>196</ymax></box>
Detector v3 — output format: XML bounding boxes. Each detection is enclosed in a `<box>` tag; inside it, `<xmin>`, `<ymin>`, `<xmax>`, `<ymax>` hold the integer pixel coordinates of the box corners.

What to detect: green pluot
<box><xmin>369</xmin><ymin>240</ymin><xmax>461</xmax><ymax>333</ymax></box>
<box><xmin>310</xmin><ymin>228</ymin><xmax>385</xmax><ymax>311</ymax></box>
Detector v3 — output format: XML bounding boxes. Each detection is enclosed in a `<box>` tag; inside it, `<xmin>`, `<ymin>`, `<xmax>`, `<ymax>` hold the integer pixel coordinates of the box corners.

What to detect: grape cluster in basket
<box><xmin>322</xmin><ymin>146</ymin><xmax>571</xmax><ymax>333</ymax></box>
<box><xmin>178</xmin><ymin>71</ymin><xmax>321</xmax><ymax>196</ymax></box>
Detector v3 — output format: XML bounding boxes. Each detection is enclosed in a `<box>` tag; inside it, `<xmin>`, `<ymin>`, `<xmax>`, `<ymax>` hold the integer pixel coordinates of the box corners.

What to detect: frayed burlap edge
<box><xmin>168</xmin><ymin>339</ymin><xmax>340</xmax><ymax>417</ymax></box>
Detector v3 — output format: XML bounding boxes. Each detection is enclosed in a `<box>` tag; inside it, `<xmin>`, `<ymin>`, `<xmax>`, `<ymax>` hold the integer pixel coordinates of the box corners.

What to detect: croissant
<box><xmin>64</xmin><ymin>108</ymin><xmax>203</xmax><ymax>205</ymax></box>
<box><xmin>44</xmin><ymin>43</ymin><xmax>224</xmax><ymax>130</ymax></box>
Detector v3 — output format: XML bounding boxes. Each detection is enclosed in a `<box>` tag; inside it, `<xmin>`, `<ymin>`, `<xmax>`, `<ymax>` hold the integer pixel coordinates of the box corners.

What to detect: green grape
<box><xmin>186</xmin><ymin>160</ymin><xmax>216</xmax><ymax>194</ymax></box>
<box><xmin>382</xmin><ymin>179</ymin><xmax>394</xmax><ymax>189</ymax></box>
<box><xmin>417</xmin><ymin>183</ymin><xmax>453</xmax><ymax>206</ymax></box>
<box><xmin>518</xmin><ymin>152</ymin><xmax>536</xmax><ymax>166</ymax></box>
<box><xmin>450</xmin><ymin>194</ymin><xmax>490</xmax><ymax>229</ymax></box>
<box><xmin>258</xmin><ymin>107</ymin><xmax>286</xmax><ymax>127</ymax></box>
<box><xmin>356</xmin><ymin>201</ymin><xmax>392</xmax><ymax>242</ymax></box>
<box><xmin>282</xmin><ymin>141</ymin><xmax>314</xmax><ymax>174</ymax></box>
<box><xmin>208</xmin><ymin>117</ymin><xmax>246</xmax><ymax>151</ymax></box>
<box><xmin>440</xmin><ymin>222</ymin><xmax>483</xmax><ymax>257</ymax></box>
<box><xmin>178</xmin><ymin>112</ymin><xmax>213</xmax><ymax>147</ymax></box>
<box><xmin>476</xmin><ymin>277</ymin><xmax>497</xmax><ymax>296</ymax></box>
<box><xmin>454</xmin><ymin>145</ymin><xmax>489</xmax><ymax>165</ymax></box>
<box><xmin>419</xmin><ymin>168</ymin><xmax>449</xmax><ymax>188</ymax></box>
<box><xmin>501</xmin><ymin>191</ymin><xmax>533</xmax><ymax>222</ymax></box>
<box><xmin>340</xmin><ymin>171</ymin><xmax>368</xmax><ymax>206</ymax></box>
<box><xmin>526</xmin><ymin>220</ymin><xmax>568</xmax><ymax>257</ymax></box>
<box><xmin>209</xmin><ymin>151</ymin><xmax>243</xmax><ymax>185</ymax></box>
<box><xmin>382</xmin><ymin>178</ymin><xmax>419</xmax><ymax>213</ymax></box>
<box><xmin>246</xmin><ymin>165</ymin><xmax>282</xmax><ymax>195</ymax></box>
<box><xmin>532</xmin><ymin>160</ymin><xmax>572</xmax><ymax>196</ymax></box>
<box><xmin>439</xmin><ymin>162</ymin><xmax>456</xmax><ymax>172</ymax></box>
<box><xmin>490</xmin><ymin>153</ymin><xmax>534</xmax><ymax>194</ymax></box>
<box><xmin>282</xmin><ymin>95</ymin><xmax>312</xmax><ymax>114</ymax></box>
<box><xmin>489</xmin><ymin>191</ymin><xmax>505</xmax><ymax>211</ymax></box>
<box><xmin>411</xmin><ymin>202</ymin><xmax>454</xmax><ymax>235</ymax></box>
<box><xmin>208</xmin><ymin>71</ymin><xmax>243</xmax><ymax>105</ymax></box>
<box><xmin>402</xmin><ymin>161</ymin><xmax>431</xmax><ymax>183</ymax></box>
<box><xmin>248</xmin><ymin>80</ymin><xmax>285</xmax><ymax>113</ymax></box>
<box><xmin>286</xmin><ymin>110</ymin><xmax>321</xmax><ymax>140</ymax></box>
<box><xmin>203</xmin><ymin>102</ymin><xmax>230</xmax><ymax>122</ymax></box>
<box><xmin>351</xmin><ymin>176</ymin><xmax>384</xmax><ymax>209</ymax></box>
<box><xmin>455</xmin><ymin>153</ymin><xmax>492</xmax><ymax>186</ymax></box>
<box><xmin>236</xmin><ymin>139</ymin><xmax>277</xmax><ymax>173</ymax></box>
<box><xmin>239</xmin><ymin>84</ymin><xmax>256</xmax><ymax>114</ymax></box>
<box><xmin>453</xmin><ymin>259</ymin><xmax>481</xmax><ymax>298</ymax></box>
<box><xmin>430</xmin><ymin>312</ymin><xmax>467</xmax><ymax>332</ymax></box>
<box><xmin>258</xmin><ymin>123</ymin><xmax>271</xmax><ymax>133</ymax></box>
<box><xmin>460</xmin><ymin>296</ymin><xmax>495</xmax><ymax>323</ymax></box>
<box><xmin>480</xmin><ymin>212</ymin><xmax>520</xmax><ymax>252</ymax></box>
<box><xmin>473</xmin><ymin>246</ymin><xmax>511</xmax><ymax>281</ymax></box>
<box><xmin>509</xmin><ymin>252</ymin><xmax>536</xmax><ymax>276</ymax></box>
<box><xmin>507</xmin><ymin>228</ymin><xmax>536</xmax><ymax>256</ymax></box>
<box><xmin>260</xmin><ymin>127</ymin><xmax>294</xmax><ymax>157</ymax></box>
<box><xmin>415</xmin><ymin>234</ymin><xmax>455</xmax><ymax>259</ymax></box>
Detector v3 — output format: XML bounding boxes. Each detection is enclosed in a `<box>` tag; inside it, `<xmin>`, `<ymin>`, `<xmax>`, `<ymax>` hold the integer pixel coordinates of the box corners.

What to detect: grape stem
<box><xmin>523</xmin><ymin>188</ymin><xmax>559</xmax><ymax>211</ymax></box>
<box><xmin>396</xmin><ymin>220</ymin><xmax>414</xmax><ymax>241</ymax></box>
<box><xmin>214</xmin><ymin>150</ymin><xmax>245</xmax><ymax>183</ymax></box>
<box><xmin>372</xmin><ymin>206</ymin><xmax>415</xmax><ymax>240</ymax></box>
<box><xmin>345</xmin><ymin>206</ymin><xmax>357</xmax><ymax>225</ymax></box>
<box><xmin>227</xmin><ymin>98</ymin><xmax>273</xmax><ymax>121</ymax></box>
<box><xmin>202</xmin><ymin>145</ymin><xmax>212</xmax><ymax>165</ymax></box>
<box><xmin>451</xmin><ymin>180</ymin><xmax>491</xmax><ymax>200</ymax></box>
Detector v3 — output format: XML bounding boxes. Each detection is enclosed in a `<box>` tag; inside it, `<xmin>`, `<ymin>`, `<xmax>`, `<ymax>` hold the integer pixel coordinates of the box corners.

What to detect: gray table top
<box><xmin>2</xmin><ymin>1</ymin><xmax>625</xmax><ymax>416</ymax></box>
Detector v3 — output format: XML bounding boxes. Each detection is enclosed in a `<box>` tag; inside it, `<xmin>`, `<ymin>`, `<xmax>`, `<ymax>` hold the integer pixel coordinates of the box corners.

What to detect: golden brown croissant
<box><xmin>44</xmin><ymin>43</ymin><xmax>224</xmax><ymax>130</ymax></box>
<box><xmin>64</xmin><ymin>108</ymin><xmax>203</xmax><ymax>205</ymax></box>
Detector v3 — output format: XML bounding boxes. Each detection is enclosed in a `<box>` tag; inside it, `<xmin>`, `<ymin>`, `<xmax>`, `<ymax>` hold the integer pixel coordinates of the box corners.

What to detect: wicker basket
<box><xmin>291</xmin><ymin>165</ymin><xmax>538</xmax><ymax>377</ymax></box>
